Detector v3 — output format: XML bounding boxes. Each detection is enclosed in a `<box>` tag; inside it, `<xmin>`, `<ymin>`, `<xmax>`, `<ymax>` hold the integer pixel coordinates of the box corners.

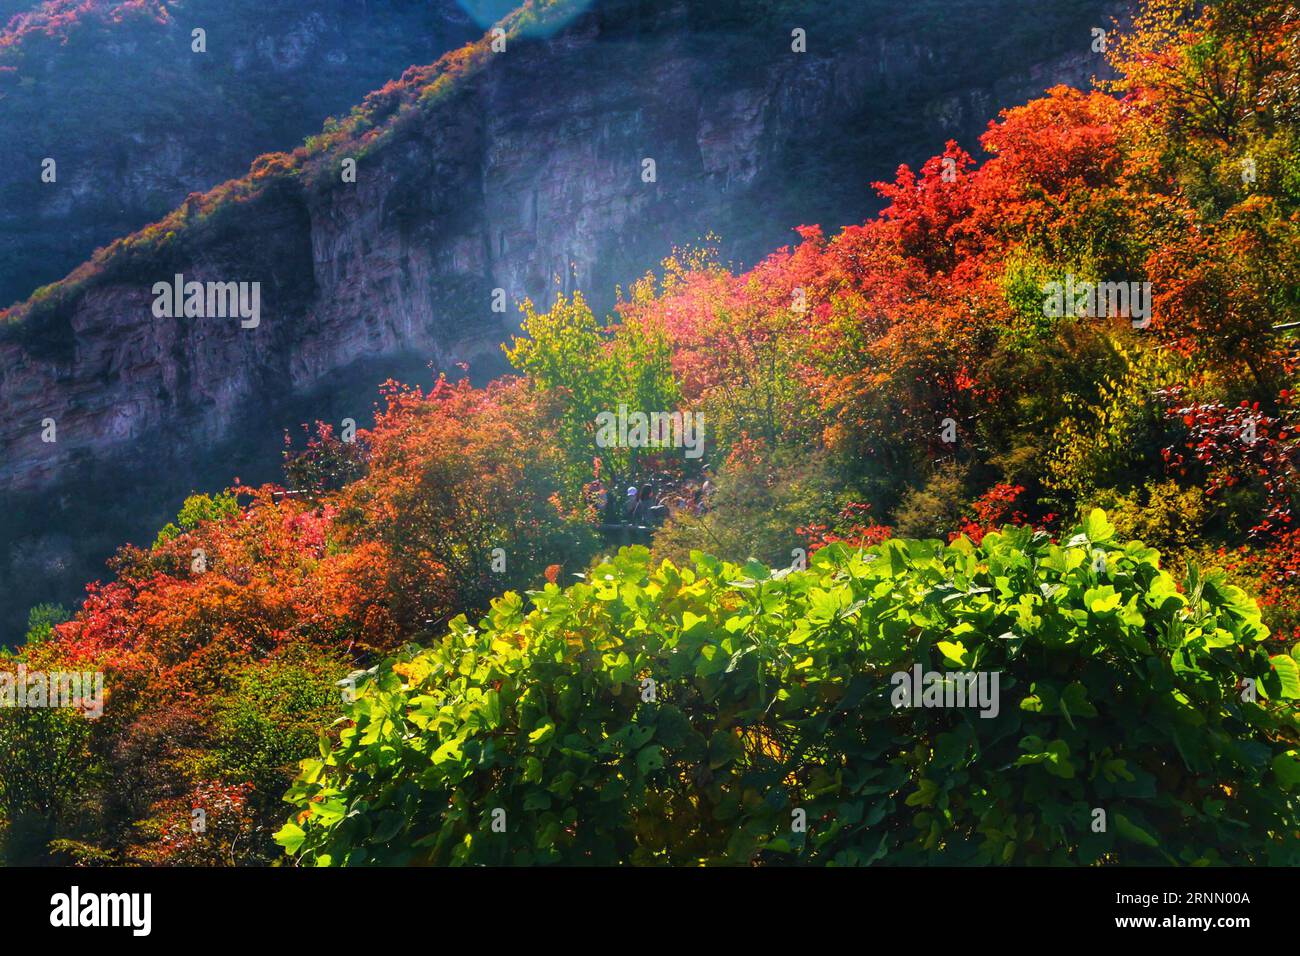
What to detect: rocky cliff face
<box><xmin>0</xmin><ymin>0</ymin><xmax>1123</xmax><ymax>632</ymax></box>
<box><xmin>0</xmin><ymin>0</ymin><xmax>479</xmax><ymax>308</ymax></box>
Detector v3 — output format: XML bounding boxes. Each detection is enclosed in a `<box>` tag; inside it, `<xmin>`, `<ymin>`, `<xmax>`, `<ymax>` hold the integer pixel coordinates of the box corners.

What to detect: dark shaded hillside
<box><xmin>0</xmin><ymin>0</ymin><xmax>480</xmax><ymax>308</ymax></box>
<box><xmin>0</xmin><ymin>0</ymin><xmax>1122</xmax><ymax>638</ymax></box>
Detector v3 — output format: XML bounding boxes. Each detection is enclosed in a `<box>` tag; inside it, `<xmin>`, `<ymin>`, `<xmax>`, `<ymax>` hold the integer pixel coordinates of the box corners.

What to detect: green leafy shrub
<box><xmin>0</xmin><ymin>706</ymin><xmax>100</xmax><ymax>865</ymax></box>
<box><xmin>890</xmin><ymin>461</ymin><xmax>972</xmax><ymax>540</ymax></box>
<box><xmin>1088</xmin><ymin>480</ymin><xmax>1212</xmax><ymax>555</ymax></box>
<box><xmin>152</xmin><ymin>492</ymin><xmax>240</xmax><ymax>549</ymax></box>
<box><xmin>1042</xmin><ymin>340</ymin><xmax>1180</xmax><ymax>506</ymax></box>
<box><xmin>201</xmin><ymin>652</ymin><xmax>349</xmax><ymax>801</ymax></box>
<box><xmin>279</xmin><ymin>512</ymin><xmax>1298</xmax><ymax>865</ymax></box>
<box><xmin>650</xmin><ymin>448</ymin><xmax>845</xmax><ymax>568</ymax></box>
<box><xmin>17</xmin><ymin>603</ymin><xmax>68</xmax><ymax>649</ymax></box>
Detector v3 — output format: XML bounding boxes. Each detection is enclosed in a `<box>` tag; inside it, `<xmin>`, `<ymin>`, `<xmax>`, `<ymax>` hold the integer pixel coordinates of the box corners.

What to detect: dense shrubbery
<box><xmin>0</xmin><ymin>376</ymin><xmax>600</xmax><ymax>864</ymax></box>
<box><xmin>650</xmin><ymin>447</ymin><xmax>850</xmax><ymax>569</ymax></box>
<box><xmin>278</xmin><ymin>516</ymin><xmax>1300</xmax><ymax>865</ymax></box>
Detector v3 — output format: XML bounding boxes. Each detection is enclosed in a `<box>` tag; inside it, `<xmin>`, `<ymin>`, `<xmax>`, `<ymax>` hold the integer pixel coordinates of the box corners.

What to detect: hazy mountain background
<box><xmin>0</xmin><ymin>0</ymin><xmax>485</xmax><ymax>308</ymax></box>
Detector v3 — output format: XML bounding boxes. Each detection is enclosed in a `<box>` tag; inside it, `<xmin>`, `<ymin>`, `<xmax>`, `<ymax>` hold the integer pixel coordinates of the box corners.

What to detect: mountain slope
<box><xmin>0</xmin><ymin>0</ymin><xmax>1120</xmax><ymax>633</ymax></box>
<box><xmin>0</xmin><ymin>0</ymin><xmax>480</xmax><ymax>308</ymax></box>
